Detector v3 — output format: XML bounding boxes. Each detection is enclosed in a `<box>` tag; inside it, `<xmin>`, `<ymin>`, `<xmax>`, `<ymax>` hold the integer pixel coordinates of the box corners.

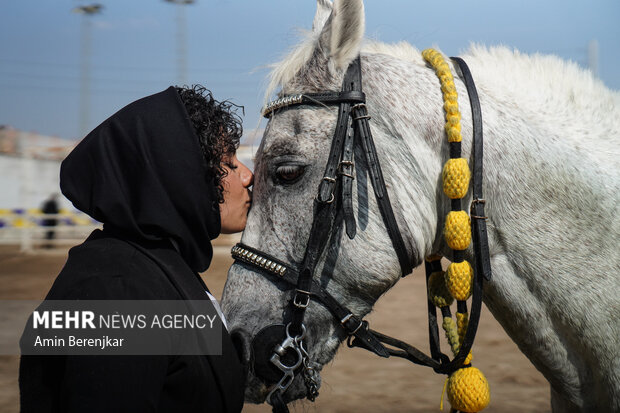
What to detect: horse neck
<box><xmin>360</xmin><ymin>49</ymin><xmax>620</xmax><ymax>408</ymax></box>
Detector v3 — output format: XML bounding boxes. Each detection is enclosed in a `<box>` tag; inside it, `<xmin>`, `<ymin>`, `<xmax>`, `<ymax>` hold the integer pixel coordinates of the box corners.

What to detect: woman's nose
<box><xmin>240</xmin><ymin>162</ymin><xmax>254</xmax><ymax>187</ymax></box>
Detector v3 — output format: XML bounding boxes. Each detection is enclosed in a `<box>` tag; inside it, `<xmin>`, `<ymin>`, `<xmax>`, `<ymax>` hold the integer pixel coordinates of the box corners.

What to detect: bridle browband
<box><xmin>231</xmin><ymin>55</ymin><xmax>491</xmax><ymax>413</ymax></box>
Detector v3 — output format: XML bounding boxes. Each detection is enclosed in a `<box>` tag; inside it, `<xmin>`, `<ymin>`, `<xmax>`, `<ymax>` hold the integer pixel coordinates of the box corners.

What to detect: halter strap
<box><xmin>452</xmin><ymin>57</ymin><xmax>492</xmax><ymax>282</ymax></box>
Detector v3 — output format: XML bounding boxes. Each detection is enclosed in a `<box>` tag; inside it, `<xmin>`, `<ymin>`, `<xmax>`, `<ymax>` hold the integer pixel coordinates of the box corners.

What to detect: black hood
<box><xmin>61</xmin><ymin>86</ymin><xmax>220</xmax><ymax>272</ymax></box>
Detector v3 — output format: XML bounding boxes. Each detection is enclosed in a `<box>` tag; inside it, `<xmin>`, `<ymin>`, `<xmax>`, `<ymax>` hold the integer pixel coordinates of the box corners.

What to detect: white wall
<box><xmin>0</xmin><ymin>155</ymin><xmax>72</xmax><ymax>210</ymax></box>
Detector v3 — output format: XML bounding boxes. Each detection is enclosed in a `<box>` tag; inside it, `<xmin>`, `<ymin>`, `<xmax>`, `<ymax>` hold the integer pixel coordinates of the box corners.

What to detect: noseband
<box><xmin>231</xmin><ymin>55</ymin><xmax>491</xmax><ymax>412</ymax></box>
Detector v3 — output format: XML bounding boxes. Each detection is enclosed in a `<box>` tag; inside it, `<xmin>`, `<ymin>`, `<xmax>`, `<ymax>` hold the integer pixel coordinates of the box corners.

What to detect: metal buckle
<box><xmin>338</xmin><ymin>161</ymin><xmax>355</xmax><ymax>179</ymax></box>
<box><xmin>293</xmin><ymin>290</ymin><xmax>311</xmax><ymax>308</ymax></box>
<box><xmin>315</xmin><ymin>193</ymin><xmax>335</xmax><ymax>204</ymax></box>
<box><xmin>351</xmin><ymin>103</ymin><xmax>370</xmax><ymax>121</ymax></box>
<box><xmin>340</xmin><ymin>313</ymin><xmax>364</xmax><ymax>335</ymax></box>
<box><xmin>316</xmin><ymin>176</ymin><xmax>337</xmax><ymax>204</ymax></box>
<box><xmin>470</xmin><ymin>198</ymin><xmax>488</xmax><ymax>220</ymax></box>
<box><xmin>339</xmin><ymin>160</ymin><xmax>354</xmax><ymax>169</ymax></box>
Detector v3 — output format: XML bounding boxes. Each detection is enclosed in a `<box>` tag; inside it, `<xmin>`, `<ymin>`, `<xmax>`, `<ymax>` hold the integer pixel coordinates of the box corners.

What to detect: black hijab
<box><xmin>60</xmin><ymin>86</ymin><xmax>220</xmax><ymax>272</ymax></box>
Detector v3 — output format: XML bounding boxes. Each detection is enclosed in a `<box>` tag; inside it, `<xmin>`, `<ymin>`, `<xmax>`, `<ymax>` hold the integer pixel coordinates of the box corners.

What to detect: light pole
<box><xmin>164</xmin><ymin>0</ymin><xmax>195</xmax><ymax>86</ymax></box>
<box><xmin>72</xmin><ymin>4</ymin><xmax>103</xmax><ymax>138</ymax></box>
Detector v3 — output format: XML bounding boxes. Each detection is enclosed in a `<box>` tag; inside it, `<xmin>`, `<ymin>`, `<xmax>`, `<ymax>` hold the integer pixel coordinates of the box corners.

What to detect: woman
<box><xmin>19</xmin><ymin>86</ymin><xmax>253</xmax><ymax>412</ymax></box>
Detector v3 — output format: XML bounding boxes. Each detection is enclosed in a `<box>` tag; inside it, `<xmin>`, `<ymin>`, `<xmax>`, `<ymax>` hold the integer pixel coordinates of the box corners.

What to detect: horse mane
<box><xmin>265</xmin><ymin>38</ymin><xmax>619</xmax><ymax>158</ymax></box>
<box><xmin>462</xmin><ymin>44</ymin><xmax>620</xmax><ymax>121</ymax></box>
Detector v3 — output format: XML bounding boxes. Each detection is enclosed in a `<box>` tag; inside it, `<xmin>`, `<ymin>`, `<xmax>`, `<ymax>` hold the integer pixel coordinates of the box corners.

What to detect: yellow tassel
<box><xmin>440</xmin><ymin>376</ymin><xmax>449</xmax><ymax>410</ymax></box>
<box><xmin>447</xmin><ymin>367</ymin><xmax>490</xmax><ymax>412</ymax></box>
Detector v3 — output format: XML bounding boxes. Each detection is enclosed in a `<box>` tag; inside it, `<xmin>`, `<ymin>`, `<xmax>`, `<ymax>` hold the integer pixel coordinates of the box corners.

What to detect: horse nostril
<box><xmin>230</xmin><ymin>328</ymin><xmax>251</xmax><ymax>367</ymax></box>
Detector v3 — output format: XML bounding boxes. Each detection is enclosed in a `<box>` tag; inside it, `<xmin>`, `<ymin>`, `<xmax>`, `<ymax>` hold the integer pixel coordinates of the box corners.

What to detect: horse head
<box><xmin>221</xmin><ymin>0</ymin><xmax>455</xmax><ymax>404</ymax></box>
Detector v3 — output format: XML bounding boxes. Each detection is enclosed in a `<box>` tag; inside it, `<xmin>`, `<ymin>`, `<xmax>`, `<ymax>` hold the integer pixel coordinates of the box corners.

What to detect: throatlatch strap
<box><xmin>451</xmin><ymin>57</ymin><xmax>492</xmax><ymax>282</ymax></box>
<box><xmin>351</xmin><ymin>94</ymin><xmax>413</xmax><ymax>276</ymax></box>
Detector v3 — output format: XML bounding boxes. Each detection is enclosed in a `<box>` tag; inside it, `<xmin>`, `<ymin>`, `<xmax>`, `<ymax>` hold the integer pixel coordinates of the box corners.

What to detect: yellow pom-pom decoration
<box><xmin>446</xmin><ymin>260</ymin><xmax>474</xmax><ymax>300</ymax></box>
<box><xmin>428</xmin><ymin>271</ymin><xmax>454</xmax><ymax>308</ymax></box>
<box><xmin>443</xmin><ymin>158</ymin><xmax>471</xmax><ymax>199</ymax></box>
<box><xmin>424</xmin><ymin>47</ymin><xmax>490</xmax><ymax>413</ymax></box>
<box><xmin>444</xmin><ymin>211</ymin><xmax>471</xmax><ymax>250</ymax></box>
<box><xmin>447</xmin><ymin>367</ymin><xmax>490</xmax><ymax>412</ymax></box>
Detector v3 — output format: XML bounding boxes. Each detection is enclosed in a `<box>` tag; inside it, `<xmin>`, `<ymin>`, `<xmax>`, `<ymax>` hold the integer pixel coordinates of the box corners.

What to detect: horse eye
<box><xmin>275</xmin><ymin>164</ymin><xmax>305</xmax><ymax>183</ymax></box>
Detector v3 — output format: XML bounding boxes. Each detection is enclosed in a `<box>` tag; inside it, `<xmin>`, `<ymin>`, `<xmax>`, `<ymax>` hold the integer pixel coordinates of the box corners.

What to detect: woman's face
<box><xmin>219</xmin><ymin>154</ymin><xmax>253</xmax><ymax>234</ymax></box>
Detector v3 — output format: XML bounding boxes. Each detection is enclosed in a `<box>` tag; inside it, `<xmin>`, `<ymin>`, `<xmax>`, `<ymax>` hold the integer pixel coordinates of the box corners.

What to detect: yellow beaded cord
<box><xmin>423</xmin><ymin>48</ymin><xmax>490</xmax><ymax>412</ymax></box>
<box><xmin>421</xmin><ymin>49</ymin><xmax>462</xmax><ymax>143</ymax></box>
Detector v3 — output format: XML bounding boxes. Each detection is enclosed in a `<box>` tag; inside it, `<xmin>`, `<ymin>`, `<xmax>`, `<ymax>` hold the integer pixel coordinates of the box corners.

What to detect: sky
<box><xmin>1</xmin><ymin>0</ymin><xmax>618</xmax><ymax>143</ymax></box>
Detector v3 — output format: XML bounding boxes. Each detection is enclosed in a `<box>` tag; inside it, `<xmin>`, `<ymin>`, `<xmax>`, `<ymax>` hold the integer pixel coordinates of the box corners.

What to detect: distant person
<box><xmin>41</xmin><ymin>193</ymin><xmax>59</xmax><ymax>248</ymax></box>
<box><xmin>19</xmin><ymin>86</ymin><xmax>253</xmax><ymax>413</ymax></box>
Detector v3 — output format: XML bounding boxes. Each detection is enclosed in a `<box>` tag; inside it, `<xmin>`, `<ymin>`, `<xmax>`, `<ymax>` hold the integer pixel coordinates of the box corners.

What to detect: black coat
<box><xmin>20</xmin><ymin>229</ymin><xmax>245</xmax><ymax>413</ymax></box>
<box><xmin>20</xmin><ymin>87</ymin><xmax>246</xmax><ymax>412</ymax></box>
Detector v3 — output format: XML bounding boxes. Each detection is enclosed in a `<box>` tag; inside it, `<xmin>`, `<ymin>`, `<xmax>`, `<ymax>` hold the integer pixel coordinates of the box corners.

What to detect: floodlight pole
<box><xmin>164</xmin><ymin>0</ymin><xmax>195</xmax><ymax>86</ymax></box>
<box><xmin>73</xmin><ymin>4</ymin><xmax>103</xmax><ymax>138</ymax></box>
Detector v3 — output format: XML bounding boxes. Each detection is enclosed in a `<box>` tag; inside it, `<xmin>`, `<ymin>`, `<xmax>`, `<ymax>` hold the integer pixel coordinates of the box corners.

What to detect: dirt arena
<box><xmin>0</xmin><ymin>241</ymin><xmax>550</xmax><ymax>412</ymax></box>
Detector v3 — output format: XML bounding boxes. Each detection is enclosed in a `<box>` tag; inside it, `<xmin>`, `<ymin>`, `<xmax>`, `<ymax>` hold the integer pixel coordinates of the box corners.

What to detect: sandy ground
<box><xmin>0</xmin><ymin>242</ymin><xmax>550</xmax><ymax>413</ymax></box>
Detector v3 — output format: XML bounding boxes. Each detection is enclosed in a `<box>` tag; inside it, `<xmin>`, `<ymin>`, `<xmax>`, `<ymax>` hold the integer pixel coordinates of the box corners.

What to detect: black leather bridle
<box><xmin>231</xmin><ymin>55</ymin><xmax>491</xmax><ymax>413</ymax></box>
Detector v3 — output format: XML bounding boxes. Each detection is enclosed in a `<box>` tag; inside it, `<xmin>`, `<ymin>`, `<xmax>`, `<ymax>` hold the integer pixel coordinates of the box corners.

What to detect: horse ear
<box><xmin>312</xmin><ymin>0</ymin><xmax>333</xmax><ymax>33</ymax></box>
<box><xmin>317</xmin><ymin>0</ymin><xmax>365</xmax><ymax>71</ymax></box>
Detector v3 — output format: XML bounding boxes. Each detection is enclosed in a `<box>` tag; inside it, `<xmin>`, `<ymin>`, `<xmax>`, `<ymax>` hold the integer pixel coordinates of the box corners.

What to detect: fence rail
<box><xmin>0</xmin><ymin>210</ymin><xmax>100</xmax><ymax>251</ymax></box>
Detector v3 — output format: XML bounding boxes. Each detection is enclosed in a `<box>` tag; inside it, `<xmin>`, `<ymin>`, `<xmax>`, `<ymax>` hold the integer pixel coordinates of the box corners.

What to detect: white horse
<box><xmin>222</xmin><ymin>0</ymin><xmax>620</xmax><ymax>411</ymax></box>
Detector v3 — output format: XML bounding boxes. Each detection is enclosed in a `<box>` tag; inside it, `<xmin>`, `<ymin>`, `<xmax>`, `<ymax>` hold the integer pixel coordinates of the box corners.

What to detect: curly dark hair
<box><xmin>175</xmin><ymin>85</ymin><xmax>243</xmax><ymax>205</ymax></box>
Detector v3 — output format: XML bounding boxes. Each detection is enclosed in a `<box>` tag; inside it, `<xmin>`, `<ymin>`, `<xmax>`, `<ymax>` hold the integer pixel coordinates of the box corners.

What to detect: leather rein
<box><xmin>231</xmin><ymin>55</ymin><xmax>491</xmax><ymax>412</ymax></box>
